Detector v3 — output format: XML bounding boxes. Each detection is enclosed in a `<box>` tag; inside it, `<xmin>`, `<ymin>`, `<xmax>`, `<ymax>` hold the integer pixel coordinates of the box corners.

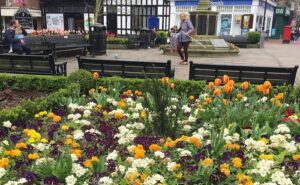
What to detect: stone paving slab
<box><xmin>64</xmin><ymin>40</ymin><xmax>300</xmax><ymax>86</ymax></box>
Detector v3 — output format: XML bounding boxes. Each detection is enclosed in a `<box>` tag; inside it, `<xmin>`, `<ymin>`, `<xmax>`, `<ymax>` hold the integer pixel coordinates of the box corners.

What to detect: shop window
<box><xmin>131</xmin><ymin>6</ymin><xmax>157</xmax><ymax>30</ymax></box>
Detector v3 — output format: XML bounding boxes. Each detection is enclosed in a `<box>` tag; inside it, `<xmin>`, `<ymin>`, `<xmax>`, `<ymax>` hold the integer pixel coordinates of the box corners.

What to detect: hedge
<box><xmin>0</xmin><ymin>74</ymin><xmax>68</xmax><ymax>92</ymax></box>
<box><xmin>96</xmin><ymin>77</ymin><xmax>207</xmax><ymax>96</ymax></box>
<box><xmin>0</xmin><ymin>83</ymin><xmax>80</xmax><ymax>123</ymax></box>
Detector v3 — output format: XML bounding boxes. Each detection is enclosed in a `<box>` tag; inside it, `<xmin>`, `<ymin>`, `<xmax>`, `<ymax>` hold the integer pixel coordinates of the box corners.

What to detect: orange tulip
<box><xmin>227</xmin><ymin>80</ymin><xmax>235</xmax><ymax>87</ymax></box>
<box><xmin>263</xmin><ymin>88</ymin><xmax>270</xmax><ymax>95</ymax></box>
<box><xmin>208</xmin><ymin>82</ymin><xmax>215</xmax><ymax>90</ymax></box>
<box><xmin>240</xmin><ymin>82</ymin><xmax>249</xmax><ymax>90</ymax></box>
<box><xmin>222</xmin><ymin>75</ymin><xmax>230</xmax><ymax>84</ymax></box>
<box><xmin>205</xmin><ymin>97</ymin><xmax>212</xmax><ymax>105</ymax></box>
<box><xmin>256</xmin><ymin>85</ymin><xmax>264</xmax><ymax>92</ymax></box>
<box><xmin>237</xmin><ymin>93</ymin><xmax>244</xmax><ymax>99</ymax></box>
<box><xmin>161</xmin><ymin>77</ymin><xmax>170</xmax><ymax>84</ymax></box>
<box><xmin>263</xmin><ymin>81</ymin><xmax>272</xmax><ymax>89</ymax></box>
<box><xmin>223</xmin><ymin>84</ymin><xmax>233</xmax><ymax>94</ymax></box>
<box><xmin>214</xmin><ymin>89</ymin><xmax>221</xmax><ymax>96</ymax></box>
<box><xmin>214</xmin><ymin>78</ymin><xmax>222</xmax><ymax>86</ymax></box>
<box><xmin>170</xmin><ymin>83</ymin><xmax>176</xmax><ymax>89</ymax></box>
<box><xmin>92</xmin><ymin>72</ymin><xmax>99</xmax><ymax>79</ymax></box>
<box><xmin>275</xmin><ymin>93</ymin><xmax>284</xmax><ymax>100</ymax></box>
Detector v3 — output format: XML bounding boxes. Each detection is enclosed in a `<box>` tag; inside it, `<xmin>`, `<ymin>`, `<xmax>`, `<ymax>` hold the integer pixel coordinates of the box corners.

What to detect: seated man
<box><xmin>3</xmin><ymin>20</ymin><xmax>31</xmax><ymax>55</ymax></box>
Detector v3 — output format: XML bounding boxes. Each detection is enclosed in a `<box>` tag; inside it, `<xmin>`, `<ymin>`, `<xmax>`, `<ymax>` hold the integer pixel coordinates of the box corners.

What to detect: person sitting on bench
<box><xmin>3</xmin><ymin>20</ymin><xmax>31</xmax><ymax>55</ymax></box>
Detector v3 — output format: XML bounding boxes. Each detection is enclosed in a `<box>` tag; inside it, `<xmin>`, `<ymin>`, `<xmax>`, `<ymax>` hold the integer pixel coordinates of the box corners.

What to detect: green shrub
<box><xmin>157</xmin><ymin>31</ymin><xmax>168</xmax><ymax>44</ymax></box>
<box><xmin>0</xmin><ymin>74</ymin><xmax>67</xmax><ymax>92</ymax></box>
<box><xmin>0</xmin><ymin>83</ymin><xmax>80</xmax><ymax>123</ymax></box>
<box><xmin>248</xmin><ymin>31</ymin><xmax>260</xmax><ymax>44</ymax></box>
<box><xmin>289</xmin><ymin>85</ymin><xmax>300</xmax><ymax>102</ymax></box>
<box><xmin>107</xmin><ymin>37</ymin><xmax>129</xmax><ymax>45</ymax></box>
<box><xmin>68</xmin><ymin>69</ymin><xmax>95</xmax><ymax>93</ymax></box>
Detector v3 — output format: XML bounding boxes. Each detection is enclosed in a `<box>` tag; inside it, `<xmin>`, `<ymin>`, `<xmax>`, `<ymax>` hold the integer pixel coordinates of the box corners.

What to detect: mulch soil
<box><xmin>0</xmin><ymin>88</ymin><xmax>47</xmax><ymax>109</ymax></box>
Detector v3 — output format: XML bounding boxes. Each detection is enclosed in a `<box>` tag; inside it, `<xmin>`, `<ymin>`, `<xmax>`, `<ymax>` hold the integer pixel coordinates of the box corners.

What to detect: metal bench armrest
<box><xmin>54</xmin><ymin>61</ymin><xmax>67</xmax><ymax>76</ymax></box>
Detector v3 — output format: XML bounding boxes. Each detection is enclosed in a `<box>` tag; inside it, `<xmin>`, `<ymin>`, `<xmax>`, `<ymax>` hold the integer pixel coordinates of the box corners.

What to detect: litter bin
<box><xmin>89</xmin><ymin>23</ymin><xmax>107</xmax><ymax>55</ymax></box>
<box><xmin>140</xmin><ymin>28</ymin><xmax>150</xmax><ymax>48</ymax></box>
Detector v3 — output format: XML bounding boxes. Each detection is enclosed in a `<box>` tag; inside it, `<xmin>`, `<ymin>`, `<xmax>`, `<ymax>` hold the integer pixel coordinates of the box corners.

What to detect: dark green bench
<box><xmin>189</xmin><ymin>62</ymin><xmax>299</xmax><ymax>86</ymax></box>
<box><xmin>77</xmin><ymin>56</ymin><xmax>174</xmax><ymax>78</ymax></box>
<box><xmin>0</xmin><ymin>54</ymin><xmax>67</xmax><ymax>76</ymax></box>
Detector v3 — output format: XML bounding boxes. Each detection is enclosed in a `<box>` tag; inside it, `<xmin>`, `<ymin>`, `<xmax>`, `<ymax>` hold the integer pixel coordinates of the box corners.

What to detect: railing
<box><xmin>216</xmin><ymin>5</ymin><xmax>251</xmax><ymax>13</ymax></box>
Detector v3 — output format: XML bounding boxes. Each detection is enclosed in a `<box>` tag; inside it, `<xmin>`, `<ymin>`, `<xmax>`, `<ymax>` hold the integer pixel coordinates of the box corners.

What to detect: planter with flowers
<box><xmin>0</xmin><ymin>71</ymin><xmax>300</xmax><ymax>184</ymax></box>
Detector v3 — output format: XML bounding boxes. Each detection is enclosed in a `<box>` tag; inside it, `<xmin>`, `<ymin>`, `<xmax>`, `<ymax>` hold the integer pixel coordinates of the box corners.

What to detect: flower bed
<box><xmin>1</xmin><ymin>73</ymin><xmax>300</xmax><ymax>184</ymax></box>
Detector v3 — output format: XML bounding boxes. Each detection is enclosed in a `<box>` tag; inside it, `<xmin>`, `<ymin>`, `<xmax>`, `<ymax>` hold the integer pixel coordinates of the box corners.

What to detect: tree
<box><xmin>84</xmin><ymin>0</ymin><xmax>105</xmax><ymax>23</ymax></box>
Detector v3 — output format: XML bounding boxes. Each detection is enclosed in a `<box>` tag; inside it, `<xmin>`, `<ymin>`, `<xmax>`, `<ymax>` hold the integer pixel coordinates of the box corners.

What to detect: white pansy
<box><xmin>65</xmin><ymin>175</ymin><xmax>77</xmax><ymax>185</ymax></box>
<box><xmin>135</xmin><ymin>103</ymin><xmax>143</xmax><ymax>111</ymax></box>
<box><xmin>250</xmin><ymin>160</ymin><xmax>274</xmax><ymax>177</ymax></box>
<box><xmin>0</xmin><ymin>167</ymin><xmax>6</xmax><ymax>179</ymax></box>
<box><xmin>3</xmin><ymin>121</ymin><xmax>12</xmax><ymax>128</ymax></box>
<box><xmin>154</xmin><ymin>151</ymin><xmax>165</xmax><ymax>159</ymax></box>
<box><xmin>85</xmin><ymin>128</ymin><xmax>101</xmax><ymax>135</ymax></box>
<box><xmin>144</xmin><ymin>174</ymin><xmax>165</xmax><ymax>185</ymax></box>
<box><xmin>188</xmin><ymin>116</ymin><xmax>196</xmax><ymax>123</ymax></box>
<box><xmin>177</xmin><ymin>148</ymin><xmax>192</xmax><ymax>157</ymax></box>
<box><xmin>106</xmin><ymin>150</ymin><xmax>118</xmax><ymax>161</ymax></box>
<box><xmin>73</xmin><ymin>130</ymin><xmax>84</xmax><ymax>140</ymax></box>
<box><xmin>33</xmin><ymin>143</ymin><xmax>48</xmax><ymax>151</ymax></box>
<box><xmin>71</xmin><ymin>154</ymin><xmax>78</xmax><ymax>162</ymax></box>
<box><xmin>118</xmin><ymin>165</ymin><xmax>126</xmax><ymax>174</ymax></box>
<box><xmin>132</xmin><ymin>122</ymin><xmax>145</xmax><ymax>130</ymax></box>
<box><xmin>72</xmin><ymin>163</ymin><xmax>88</xmax><ymax>177</ymax></box>
<box><xmin>83</xmin><ymin>110</ymin><xmax>92</xmax><ymax>117</ymax></box>
<box><xmin>245</xmin><ymin>138</ymin><xmax>268</xmax><ymax>153</ymax></box>
<box><xmin>2</xmin><ymin>140</ymin><xmax>9</xmax><ymax>146</ymax></box>
<box><xmin>67</xmin><ymin>113</ymin><xmax>82</xmax><ymax>121</ymax></box>
<box><xmin>167</xmin><ymin>162</ymin><xmax>178</xmax><ymax>172</ymax></box>
<box><xmin>182</xmin><ymin>105</ymin><xmax>191</xmax><ymax>113</ymax></box>
<box><xmin>257</xmin><ymin>97</ymin><xmax>268</xmax><ymax>103</ymax></box>
<box><xmin>183</xmin><ymin>125</ymin><xmax>192</xmax><ymax>131</ymax></box>
<box><xmin>199</xmin><ymin>93</ymin><xmax>208</xmax><ymax>99</ymax></box>
<box><xmin>125</xmin><ymin>167</ymin><xmax>139</xmax><ymax>179</ymax></box>
<box><xmin>271</xmin><ymin>170</ymin><xmax>293</xmax><ymax>185</ymax></box>
<box><xmin>68</xmin><ymin>103</ymin><xmax>80</xmax><ymax>110</ymax></box>
<box><xmin>132</xmin><ymin>112</ymin><xmax>140</xmax><ymax>119</ymax></box>
<box><xmin>274</xmin><ymin>124</ymin><xmax>290</xmax><ymax>134</ymax></box>
<box><xmin>131</xmin><ymin>158</ymin><xmax>154</xmax><ymax>168</ymax></box>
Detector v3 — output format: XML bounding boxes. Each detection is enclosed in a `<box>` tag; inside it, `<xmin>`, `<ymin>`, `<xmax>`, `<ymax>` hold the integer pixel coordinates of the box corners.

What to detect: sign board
<box><xmin>46</xmin><ymin>14</ymin><xmax>64</xmax><ymax>31</ymax></box>
<box><xmin>275</xmin><ymin>7</ymin><xmax>290</xmax><ymax>16</ymax></box>
<box><xmin>241</xmin><ymin>14</ymin><xmax>253</xmax><ymax>29</ymax></box>
<box><xmin>14</xmin><ymin>8</ymin><xmax>33</xmax><ymax>29</ymax></box>
<box><xmin>210</xmin><ymin>39</ymin><xmax>229</xmax><ymax>48</ymax></box>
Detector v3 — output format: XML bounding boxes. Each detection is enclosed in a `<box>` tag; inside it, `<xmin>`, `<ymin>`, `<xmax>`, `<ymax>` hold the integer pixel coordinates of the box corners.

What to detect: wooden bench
<box><xmin>77</xmin><ymin>56</ymin><xmax>174</xmax><ymax>78</ymax></box>
<box><xmin>0</xmin><ymin>54</ymin><xmax>67</xmax><ymax>76</ymax></box>
<box><xmin>221</xmin><ymin>35</ymin><xmax>248</xmax><ymax>48</ymax></box>
<box><xmin>46</xmin><ymin>35</ymin><xmax>90</xmax><ymax>55</ymax></box>
<box><xmin>189</xmin><ymin>62</ymin><xmax>299</xmax><ymax>86</ymax></box>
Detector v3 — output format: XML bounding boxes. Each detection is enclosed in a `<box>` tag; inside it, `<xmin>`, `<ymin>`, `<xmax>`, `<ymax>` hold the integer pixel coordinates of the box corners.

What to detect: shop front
<box><xmin>272</xmin><ymin>7</ymin><xmax>291</xmax><ymax>39</ymax></box>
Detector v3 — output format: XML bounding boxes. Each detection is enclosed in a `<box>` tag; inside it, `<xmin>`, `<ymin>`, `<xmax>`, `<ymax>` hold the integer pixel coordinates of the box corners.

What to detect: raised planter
<box><xmin>247</xmin><ymin>43</ymin><xmax>260</xmax><ymax>48</ymax></box>
<box><xmin>107</xmin><ymin>44</ymin><xmax>128</xmax><ymax>49</ymax></box>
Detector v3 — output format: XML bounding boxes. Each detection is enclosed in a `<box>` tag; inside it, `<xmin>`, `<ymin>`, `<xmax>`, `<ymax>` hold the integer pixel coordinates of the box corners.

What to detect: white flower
<box><xmin>0</xmin><ymin>167</ymin><xmax>6</xmax><ymax>179</ymax></box>
<box><xmin>3</xmin><ymin>121</ymin><xmax>12</xmax><ymax>128</ymax></box>
<box><xmin>131</xmin><ymin>158</ymin><xmax>154</xmax><ymax>168</ymax></box>
<box><xmin>83</xmin><ymin>110</ymin><xmax>92</xmax><ymax>117</ymax></box>
<box><xmin>154</xmin><ymin>151</ymin><xmax>165</xmax><ymax>159</ymax></box>
<box><xmin>183</xmin><ymin>125</ymin><xmax>192</xmax><ymax>131</ymax></box>
<box><xmin>250</xmin><ymin>160</ymin><xmax>274</xmax><ymax>177</ymax></box>
<box><xmin>65</xmin><ymin>175</ymin><xmax>77</xmax><ymax>185</ymax></box>
<box><xmin>182</xmin><ymin>105</ymin><xmax>191</xmax><ymax>113</ymax></box>
<box><xmin>73</xmin><ymin>130</ymin><xmax>84</xmax><ymax>140</ymax></box>
<box><xmin>245</xmin><ymin>138</ymin><xmax>268</xmax><ymax>152</ymax></box>
<box><xmin>274</xmin><ymin>124</ymin><xmax>290</xmax><ymax>134</ymax></box>
<box><xmin>132</xmin><ymin>112</ymin><xmax>140</xmax><ymax>119</ymax></box>
<box><xmin>135</xmin><ymin>103</ymin><xmax>143</xmax><ymax>111</ymax></box>
<box><xmin>177</xmin><ymin>149</ymin><xmax>192</xmax><ymax>157</ymax></box>
<box><xmin>118</xmin><ymin>165</ymin><xmax>126</xmax><ymax>174</ymax></box>
<box><xmin>132</xmin><ymin>122</ymin><xmax>145</xmax><ymax>130</ymax></box>
<box><xmin>271</xmin><ymin>170</ymin><xmax>293</xmax><ymax>185</ymax></box>
<box><xmin>72</xmin><ymin>163</ymin><xmax>88</xmax><ymax>177</ymax></box>
<box><xmin>71</xmin><ymin>154</ymin><xmax>78</xmax><ymax>162</ymax></box>
<box><xmin>33</xmin><ymin>143</ymin><xmax>48</xmax><ymax>151</ymax></box>
<box><xmin>144</xmin><ymin>174</ymin><xmax>165</xmax><ymax>185</ymax></box>
<box><xmin>167</xmin><ymin>162</ymin><xmax>178</xmax><ymax>172</ymax></box>
<box><xmin>2</xmin><ymin>140</ymin><xmax>9</xmax><ymax>146</ymax></box>
<box><xmin>188</xmin><ymin>116</ymin><xmax>196</xmax><ymax>123</ymax></box>
<box><xmin>106</xmin><ymin>150</ymin><xmax>118</xmax><ymax>161</ymax></box>
<box><xmin>258</xmin><ymin>97</ymin><xmax>268</xmax><ymax>103</ymax></box>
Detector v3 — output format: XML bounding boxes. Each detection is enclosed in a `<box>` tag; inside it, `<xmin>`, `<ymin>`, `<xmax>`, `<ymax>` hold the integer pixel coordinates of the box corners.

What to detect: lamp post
<box><xmin>262</xmin><ymin>0</ymin><xmax>267</xmax><ymax>31</ymax></box>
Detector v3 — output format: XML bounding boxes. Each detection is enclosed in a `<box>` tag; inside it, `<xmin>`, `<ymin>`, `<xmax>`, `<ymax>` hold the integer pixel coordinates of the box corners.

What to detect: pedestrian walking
<box><xmin>169</xmin><ymin>26</ymin><xmax>178</xmax><ymax>53</ymax></box>
<box><xmin>177</xmin><ymin>12</ymin><xmax>194</xmax><ymax>65</ymax></box>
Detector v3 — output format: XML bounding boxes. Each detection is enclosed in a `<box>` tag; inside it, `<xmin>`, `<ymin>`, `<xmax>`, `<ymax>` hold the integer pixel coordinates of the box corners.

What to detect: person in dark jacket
<box><xmin>177</xmin><ymin>12</ymin><xmax>194</xmax><ymax>65</ymax></box>
<box><xmin>3</xmin><ymin>20</ymin><xmax>31</xmax><ymax>54</ymax></box>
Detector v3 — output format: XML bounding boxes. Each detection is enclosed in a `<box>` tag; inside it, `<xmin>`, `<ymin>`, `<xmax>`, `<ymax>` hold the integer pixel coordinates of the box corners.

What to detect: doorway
<box><xmin>106</xmin><ymin>6</ymin><xmax>117</xmax><ymax>34</ymax></box>
<box><xmin>64</xmin><ymin>13</ymin><xmax>84</xmax><ymax>31</ymax></box>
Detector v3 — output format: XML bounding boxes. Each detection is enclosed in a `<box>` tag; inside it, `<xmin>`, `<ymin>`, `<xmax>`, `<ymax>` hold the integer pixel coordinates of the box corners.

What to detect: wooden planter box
<box><xmin>107</xmin><ymin>44</ymin><xmax>128</xmax><ymax>49</ymax></box>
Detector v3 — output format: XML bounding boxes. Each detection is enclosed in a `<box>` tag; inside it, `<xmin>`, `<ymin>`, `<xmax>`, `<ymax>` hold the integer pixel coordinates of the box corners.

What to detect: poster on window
<box><xmin>241</xmin><ymin>14</ymin><xmax>253</xmax><ymax>29</ymax></box>
<box><xmin>220</xmin><ymin>15</ymin><xmax>232</xmax><ymax>35</ymax></box>
<box><xmin>46</xmin><ymin>14</ymin><xmax>64</xmax><ymax>31</ymax></box>
<box><xmin>84</xmin><ymin>13</ymin><xmax>95</xmax><ymax>31</ymax></box>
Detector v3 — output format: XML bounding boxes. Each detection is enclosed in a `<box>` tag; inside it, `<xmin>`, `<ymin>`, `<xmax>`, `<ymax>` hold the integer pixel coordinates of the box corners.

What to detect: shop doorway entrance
<box><xmin>64</xmin><ymin>13</ymin><xmax>84</xmax><ymax>31</ymax></box>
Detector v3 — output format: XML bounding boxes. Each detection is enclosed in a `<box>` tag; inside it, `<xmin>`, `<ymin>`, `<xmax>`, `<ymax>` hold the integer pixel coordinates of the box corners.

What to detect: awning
<box><xmin>0</xmin><ymin>7</ymin><xmax>41</xmax><ymax>17</ymax></box>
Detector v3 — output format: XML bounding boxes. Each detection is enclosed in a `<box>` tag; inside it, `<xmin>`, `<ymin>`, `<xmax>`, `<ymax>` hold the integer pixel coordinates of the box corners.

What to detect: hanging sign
<box><xmin>241</xmin><ymin>14</ymin><xmax>253</xmax><ymax>29</ymax></box>
<box><xmin>14</xmin><ymin>8</ymin><xmax>33</xmax><ymax>29</ymax></box>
